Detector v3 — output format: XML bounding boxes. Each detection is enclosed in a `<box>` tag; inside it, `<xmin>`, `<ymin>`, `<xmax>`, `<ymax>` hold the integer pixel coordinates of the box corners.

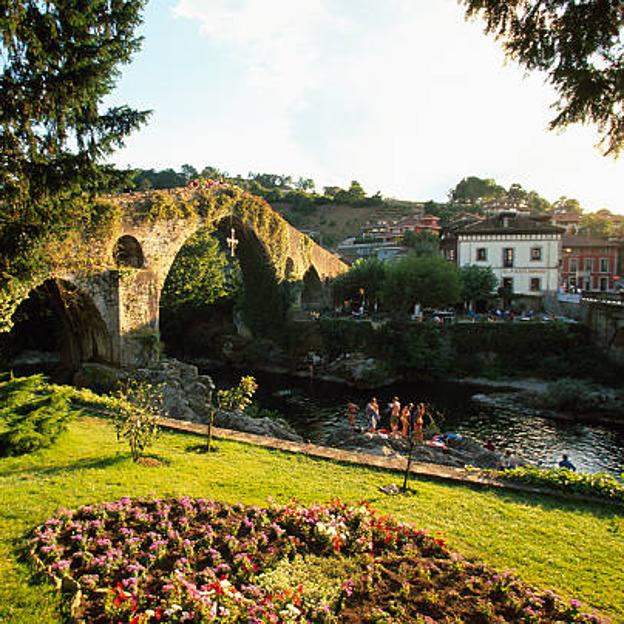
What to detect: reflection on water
<box><xmin>205</xmin><ymin>367</ymin><xmax>624</xmax><ymax>477</ymax></box>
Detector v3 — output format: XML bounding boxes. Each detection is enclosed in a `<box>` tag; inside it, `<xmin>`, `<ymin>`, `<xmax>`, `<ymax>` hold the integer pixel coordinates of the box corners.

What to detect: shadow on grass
<box><xmin>0</xmin><ymin>454</ymin><xmax>128</xmax><ymax>479</ymax></box>
<box><xmin>185</xmin><ymin>443</ymin><xmax>220</xmax><ymax>454</ymax></box>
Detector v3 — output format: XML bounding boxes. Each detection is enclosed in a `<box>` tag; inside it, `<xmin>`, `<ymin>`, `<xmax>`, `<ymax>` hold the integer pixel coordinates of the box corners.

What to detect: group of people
<box><xmin>346</xmin><ymin>396</ymin><xmax>427</xmax><ymax>442</ymax></box>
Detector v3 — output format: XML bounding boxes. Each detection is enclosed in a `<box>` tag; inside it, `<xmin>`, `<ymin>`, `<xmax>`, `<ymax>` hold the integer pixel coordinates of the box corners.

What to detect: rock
<box><xmin>213</xmin><ymin>410</ymin><xmax>303</xmax><ymax>442</ymax></box>
<box><xmin>74</xmin><ymin>363</ymin><xmax>128</xmax><ymax>393</ymax></box>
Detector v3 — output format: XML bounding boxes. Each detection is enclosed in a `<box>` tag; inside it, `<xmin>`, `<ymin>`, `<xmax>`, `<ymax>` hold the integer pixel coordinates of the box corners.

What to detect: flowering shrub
<box><xmin>30</xmin><ymin>498</ymin><xmax>608</xmax><ymax>623</ymax></box>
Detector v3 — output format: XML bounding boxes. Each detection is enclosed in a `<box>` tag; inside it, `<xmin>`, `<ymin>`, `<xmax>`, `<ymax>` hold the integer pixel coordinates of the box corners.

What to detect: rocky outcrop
<box><xmin>323</xmin><ymin>422</ymin><xmax>505</xmax><ymax>470</ymax></box>
<box><xmin>134</xmin><ymin>358</ymin><xmax>302</xmax><ymax>442</ymax></box>
<box><xmin>213</xmin><ymin>410</ymin><xmax>302</xmax><ymax>442</ymax></box>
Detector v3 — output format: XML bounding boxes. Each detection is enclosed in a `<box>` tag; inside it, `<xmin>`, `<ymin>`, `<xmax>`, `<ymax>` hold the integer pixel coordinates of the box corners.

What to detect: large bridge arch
<box><xmin>2</xmin><ymin>182</ymin><xmax>347</xmax><ymax>368</ymax></box>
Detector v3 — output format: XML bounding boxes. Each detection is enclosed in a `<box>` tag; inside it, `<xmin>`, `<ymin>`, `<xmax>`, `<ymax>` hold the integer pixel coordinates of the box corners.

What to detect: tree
<box><xmin>160</xmin><ymin>228</ymin><xmax>241</xmax><ymax>313</ymax></box>
<box><xmin>459</xmin><ymin>265</ymin><xmax>498</xmax><ymax>310</ymax></box>
<box><xmin>332</xmin><ymin>257</ymin><xmax>386</xmax><ymax>305</ymax></box>
<box><xmin>1</xmin><ymin>0</ymin><xmax>150</xmax><ymax>276</ymax></box>
<box><xmin>384</xmin><ymin>255</ymin><xmax>461</xmax><ymax>314</ymax></box>
<box><xmin>579</xmin><ymin>212</ymin><xmax>615</xmax><ymax>239</ymax></box>
<box><xmin>553</xmin><ymin>197</ymin><xmax>583</xmax><ymax>214</ymax></box>
<box><xmin>449</xmin><ymin>176</ymin><xmax>505</xmax><ymax>203</ymax></box>
<box><xmin>462</xmin><ymin>0</ymin><xmax>624</xmax><ymax>156</ymax></box>
<box><xmin>402</xmin><ymin>231</ymin><xmax>440</xmax><ymax>257</ymax></box>
<box><xmin>295</xmin><ymin>177</ymin><xmax>315</xmax><ymax>192</ymax></box>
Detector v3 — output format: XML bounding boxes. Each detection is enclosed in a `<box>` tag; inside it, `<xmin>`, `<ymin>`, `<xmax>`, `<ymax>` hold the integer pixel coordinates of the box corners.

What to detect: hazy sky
<box><xmin>107</xmin><ymin>0</ymin><xmax>624</xmax><ymax>213</ymax></box>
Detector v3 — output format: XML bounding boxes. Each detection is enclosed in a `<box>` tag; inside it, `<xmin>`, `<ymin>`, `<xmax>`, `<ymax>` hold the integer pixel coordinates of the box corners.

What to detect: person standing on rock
<box><xmin>365</xmin><ymin>397</ymin><xmax>379</xmax><ymax>433</ymax></box>
<box><xmin>346</xmin><ymin>400</ymin><xmax>359</xmax><ymax>428</ymax></box>
<box><xmin>390</xmin><ymin>396</ymin><xmax>401</xmax><ymax>438</ymax></box>
<box><xmin>413</xmin><ymin>403</ymin><xmax>425</xmax><ymax>444</ymax></box>
<box><xmin>400</xmin><ymin>403</ymin><xmax>413</xmax><ymax>438</ymax></box>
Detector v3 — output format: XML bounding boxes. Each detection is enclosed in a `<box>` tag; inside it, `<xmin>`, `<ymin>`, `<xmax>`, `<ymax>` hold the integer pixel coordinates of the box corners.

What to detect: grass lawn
<box><xmin>0</xmin><ymin>415</ymin><xmax>622</xmax><ymax>623</ymax></box>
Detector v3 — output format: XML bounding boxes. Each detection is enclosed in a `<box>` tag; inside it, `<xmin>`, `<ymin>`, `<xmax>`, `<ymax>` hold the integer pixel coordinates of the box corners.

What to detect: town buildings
<box><xmin>337</xmin><ymin>213</ymin><xmax>440</xmax><ymax>264</ymax></box>
<box><xmin>560</xmin><ymin>235</ymin><xmax>620</xmax><ymax>292</ymax></box>
<box><xmin>455</xmin><ymin>213</ymin><xmax>564</xmax><ymax>297</ymax></box>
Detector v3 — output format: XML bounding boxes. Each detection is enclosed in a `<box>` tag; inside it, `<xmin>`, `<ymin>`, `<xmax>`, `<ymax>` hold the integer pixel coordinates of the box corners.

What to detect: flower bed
<box><xmin>29</xmin><ymin>497</ymin><xmax>608</xmax><ymax>623</ymax></box>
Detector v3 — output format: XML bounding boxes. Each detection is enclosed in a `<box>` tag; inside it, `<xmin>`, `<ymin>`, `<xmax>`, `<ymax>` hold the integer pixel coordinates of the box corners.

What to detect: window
<box><xmin>476</xmin><ymin>248</ymin><xmax>487</xmax><ymax>261</ymax></box>
<box><xmin>530</xmin><ymin>277</ymin><xmax>541</xmax><ymax>292</ymax></box>
<box><xmin>600</xmin><ymin>258</ymin><xmax>609</xmax><ymax>273</ymax></box>
<box><xmin>448</xmin><ymin>249</ymin><xmax>455</xmax><ymax>261</ymax></box>
<box><xmin>568</xmin><ymin>276</ymin><xmax>577</xmax><ymax>289</ymax></box>
<box><xmin>569</xmin><ymin>258</ymin><xmax>578</xmax><ymax>272</ymax></box>
<box><xmin>600</xmin><ymin>277</ymin><xmax>609</xmax><ymax>291</ymax></box>
<box><xmin>583</xmin><ymin>278</ymin><xmax>591</xmax><ymax>291</ymax></box>
<box><xmin>530</xmin><ymin>247</ymin><xmax>542</xmax><ymax>261</ymax></box>
<box><xmin>503</xmin><ymin>248</ymin><xmax>514</xmax><ymax>268</ymax></box>
<box><xmin>502</xmin><ymin>277</ymin><xmax>513</xmax><ymax>291</ymax></box>
<box><xmin>584</xmin><ymin>258</ymin><xmax>593</xmax><ymax>272</ymax></box>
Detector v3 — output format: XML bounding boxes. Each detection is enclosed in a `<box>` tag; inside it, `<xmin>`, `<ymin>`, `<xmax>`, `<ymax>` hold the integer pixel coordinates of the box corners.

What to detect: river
<box><xmin>206</xmin><ymin>366</ymin><xmax>624</xmax><ymax>477</ymax></box>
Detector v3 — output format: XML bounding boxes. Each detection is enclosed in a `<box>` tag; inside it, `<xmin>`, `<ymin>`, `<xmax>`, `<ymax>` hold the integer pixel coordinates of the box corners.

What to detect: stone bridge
<box><xmin>5</xmin><ymin>182</ymin><xmax>346</xmax><ymax>369</ymax></box>
<box><xmin>582</xmin><ymin>293</ymin><xmax>624</xmax><ymax>366</ymax></box>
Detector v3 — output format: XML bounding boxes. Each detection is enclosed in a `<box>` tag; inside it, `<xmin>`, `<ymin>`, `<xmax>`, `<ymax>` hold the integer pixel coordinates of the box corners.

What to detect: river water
<box><xmin>206</xmin><ymin>367</ymin><xmax>624</xmax><ymax>477</ymax></box>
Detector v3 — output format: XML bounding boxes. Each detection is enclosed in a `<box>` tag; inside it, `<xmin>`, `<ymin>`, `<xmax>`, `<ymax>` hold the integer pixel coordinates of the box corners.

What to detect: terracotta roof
<box><xmin>457</xmin><ymin>214</ymin><xmax>564</xmax><ymax>236</ymax></box>
<box><xmin>562</xmin><ymin>235</ymin><xmax>620</xmax><ymax>248</ymax></box>
<box><xmin>552</xmin><ymin>212</ymin><xmax>581</xmax><ymax>222</ymax></box>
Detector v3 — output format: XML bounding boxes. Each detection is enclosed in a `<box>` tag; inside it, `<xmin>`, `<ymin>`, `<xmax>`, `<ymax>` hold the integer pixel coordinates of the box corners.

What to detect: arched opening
<box><xmin>301</xmin><ymin>266</ymin><xmax>325</xmax><ymax>310</ymax></box>
<box><xmin>0</xmin><ymin>278</ymin><xmax>112</xmax><ymax>382</ymax></box>
<box><xmin>159</xmin><ymin>226</ymin><xmax>242</xmax><ymax>359</ymax></box>
<box><xmin>114</xmin><ymin>235</ymin><xmax>145</xmax><ymax>268</ymax></box>
<box><xmin>158</xmin><ymin>219</ymin><xmax>289</xmax><ymax>360</ymax></box>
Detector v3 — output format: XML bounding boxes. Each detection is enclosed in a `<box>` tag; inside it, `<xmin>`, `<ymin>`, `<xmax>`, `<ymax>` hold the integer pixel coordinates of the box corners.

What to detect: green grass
<box><xmin>1</xmin><ymin>416</ymin><xmax>622</xmax><ymax>622</ymax></box>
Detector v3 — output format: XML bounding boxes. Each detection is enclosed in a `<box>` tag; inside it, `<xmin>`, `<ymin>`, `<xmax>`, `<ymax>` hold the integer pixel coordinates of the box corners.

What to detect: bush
<box><xmin>538</xmin><ymin>378</ymin><xmax>601</xmax><ymax>412</ymax></box>
<box><xmin>0</xmin><ymin>374</ymin><xmax>78</xmax><ymax>455</ymax></box>
<box><xmin>495</xmin><ymin>466</ymin><xmax>624</xmax><ymax>503</ymax></box>
<box><xmin>112</xmin><ymin>380</ymin><xmax>164</xmax><ymax>462</ymax></box>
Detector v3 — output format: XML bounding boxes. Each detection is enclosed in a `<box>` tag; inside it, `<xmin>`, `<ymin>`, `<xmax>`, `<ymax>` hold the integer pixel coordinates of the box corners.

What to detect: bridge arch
<box><xmin>1</xmin><ymin>182</ymin><xmax>347</xmax><ymax>368</ymax></box>
<box><xmin>2</xmin><ymin>277</ymin><xmax>113</xmax><ymax>380</ymax></box>
<box><xmin>114</xmin><ymin>235</ymin><xmax>145</xmax><ymax>268</ymax></box>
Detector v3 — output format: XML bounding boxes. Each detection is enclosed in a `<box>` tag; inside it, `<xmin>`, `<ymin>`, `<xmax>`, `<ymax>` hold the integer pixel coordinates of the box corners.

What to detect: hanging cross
<box><xmin>226</xmin><ymin>227</ymin><xmax>239</xmax><ymax>257</ymax></box>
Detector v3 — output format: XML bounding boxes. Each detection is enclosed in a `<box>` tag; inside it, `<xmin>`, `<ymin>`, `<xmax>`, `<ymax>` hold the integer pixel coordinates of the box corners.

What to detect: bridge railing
<box><xmin>581</xmin><ymin>292</ymin><xmax>624</xmax><ymax>307</ymax></box>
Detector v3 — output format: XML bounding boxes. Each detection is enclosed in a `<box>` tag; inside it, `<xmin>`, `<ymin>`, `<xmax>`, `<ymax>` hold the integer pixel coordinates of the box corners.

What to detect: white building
<box><xmin>457</xmin><ymin>213</ymin><xmax>563</xmax><ymax>296</ymax></box>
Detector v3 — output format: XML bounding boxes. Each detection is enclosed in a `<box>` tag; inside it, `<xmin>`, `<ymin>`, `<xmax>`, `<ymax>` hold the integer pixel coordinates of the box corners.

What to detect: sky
<box><xmin>107</xmin><ymin>0</ymin><xmax>624</xmax><ymax>214</ymax></box>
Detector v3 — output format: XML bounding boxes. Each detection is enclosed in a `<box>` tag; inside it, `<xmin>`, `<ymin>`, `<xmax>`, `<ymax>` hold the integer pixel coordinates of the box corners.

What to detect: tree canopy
<box><xmin>459</xmin><ymin>265</ymin><xmax>498</xmax><ymax>309</ymax></box>
<box><xmin>462</xmin><ymin>0</ymin><xmax>624</xmax><ymax>156</ymax></box>
<box><xmin>384</xmin><ymin>255</ymin><xmax>461</xmax><ymax>313</ymax></box>
<box><xmin>1</xmin><ymin>0</ymin><xmax>150</xmax><ymax>276</ymax></box>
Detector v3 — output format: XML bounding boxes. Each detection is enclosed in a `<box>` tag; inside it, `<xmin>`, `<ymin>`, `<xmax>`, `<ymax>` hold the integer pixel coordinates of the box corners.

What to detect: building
<box><xmin>561</xmin><ymin>235</ymin><xmax>620</xmax><ymax>292</ymax></box>
<box><xmin>551</xmin><ymin>212</ymin><xmax>581</xmax><ymax>235</ymax></box>
<box><xmin>456</xmin><ymin>213</ymin><xmax>564</xmax><ymax>297</ymax></box>
<box><xmin>440</xmin><ymin>214</ymin><xmax>484</xmax><ymax>263</ymax></box>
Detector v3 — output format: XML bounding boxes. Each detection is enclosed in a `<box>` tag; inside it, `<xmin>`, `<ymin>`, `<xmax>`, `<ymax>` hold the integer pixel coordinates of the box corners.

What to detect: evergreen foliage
<box><xmin>0</xmin><ymin>373</ymin><xmax>77</xmax><ymax>455</ymax></box>
<box><xmin>462</xmin><ymin>0</ymin><xmax>624</xmax><ymax>156</ymax></box>
<box><xmin>0</xmin><ymin>0</ymin><xmax>150</xmax><ymax>289</ymax></box>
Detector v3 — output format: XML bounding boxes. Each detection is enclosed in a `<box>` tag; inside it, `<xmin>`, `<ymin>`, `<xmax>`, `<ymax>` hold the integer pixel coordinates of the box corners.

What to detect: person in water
<box><xmin>365</xmin><ymin>397</ymin><xmax>380</xmax><ymax>432</ymax></box>
<box><xmin>558</xmin><ymin>454</ymin><xmax>576</xmax><ymax>471</ymax></box>
<box><xmin>346</xmin><ymin>400</ymin><xmax>359</xmax><ymax>428</ymax></box>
